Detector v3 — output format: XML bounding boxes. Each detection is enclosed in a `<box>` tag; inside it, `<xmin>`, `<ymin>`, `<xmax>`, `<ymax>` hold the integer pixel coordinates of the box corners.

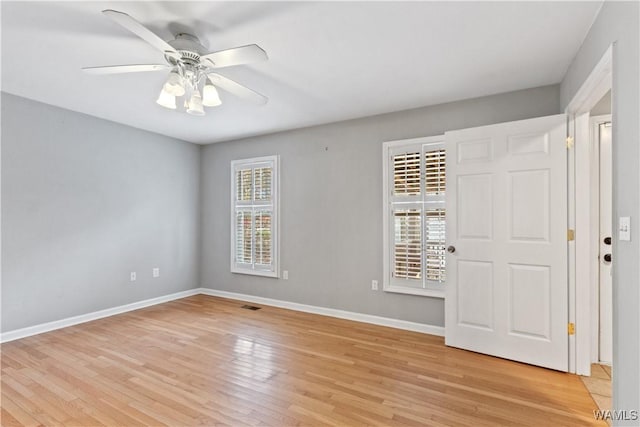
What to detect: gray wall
<box><xmin>561</xmin><ymin>1</ymin><xmax>640</xmax><ymax>420</ymax></box>
<box><xmin>200</xmin><ymin>85</ymin><xmax>560</xmax><ymax>327</ymax></box>
<box><xmin>1</xmin><ymin>93</ymin><xmax>201</xmax><ymax>332</ymax></box>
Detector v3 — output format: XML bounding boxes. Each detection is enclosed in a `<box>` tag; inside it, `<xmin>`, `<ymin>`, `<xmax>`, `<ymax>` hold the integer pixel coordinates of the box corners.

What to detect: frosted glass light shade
<box><xmin>203</xmin><ymin>84</ymin><xmax>222</xmax><ymax>107</ymax></box>
<box><xmin>186</xmin><ymin>93</ymin><xmax>205</xmax><ymax>116</ymax></box>
<box><xmin>156</xmin><ymin>88</ymin><xmax>176</xmax><ymax>109</ymax></box>
<box><xmin>163</xmin><ymin>71</ymin><xmax>185</xmax><ymax>97</ymax></box>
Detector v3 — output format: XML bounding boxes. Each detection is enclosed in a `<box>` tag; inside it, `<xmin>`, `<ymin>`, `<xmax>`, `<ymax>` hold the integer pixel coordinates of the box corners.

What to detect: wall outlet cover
<box><xmin>619</xmin><ymin>216</ymin><xmax>631</xmax><ymax>241</ymax></box>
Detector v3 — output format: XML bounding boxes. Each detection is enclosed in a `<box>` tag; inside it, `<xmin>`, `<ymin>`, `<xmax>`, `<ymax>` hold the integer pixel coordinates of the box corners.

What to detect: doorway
<box><xmin>579</xmin><ymin>97</ymin><xmax>613</xmax><ymax>413</ymax></box>
<box><xmin>566</xmin><ymin>45</ymin><xmax>612</xmax><ymax>377</ymax></box>
<box><xmin>594</xmin><ymin>116</ymin><xmax>612</xmax><ymax>365</ymax></box>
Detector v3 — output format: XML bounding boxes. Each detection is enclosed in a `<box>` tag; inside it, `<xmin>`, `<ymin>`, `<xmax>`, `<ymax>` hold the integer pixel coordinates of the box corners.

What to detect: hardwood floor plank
<box><xmin>1</xmin><ymin>295</ymin><xmax>605</xmax><ymax>426</ymax></box>
<box><xmin>0</xmin><ymin>396</ymin><xmax>43</xmax><ymax>427</ymax></box>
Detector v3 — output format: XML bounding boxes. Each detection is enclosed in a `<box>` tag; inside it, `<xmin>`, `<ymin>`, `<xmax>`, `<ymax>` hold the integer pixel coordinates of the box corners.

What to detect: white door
<box><xmin>598</xmin><ymin>121</ymin><xmax>613</xmax><ymax>364</ymax></box>
<box><xmin>445</xmin><ymin>114</ymin><xmax>568</xmax><ymax>371</ymax></box>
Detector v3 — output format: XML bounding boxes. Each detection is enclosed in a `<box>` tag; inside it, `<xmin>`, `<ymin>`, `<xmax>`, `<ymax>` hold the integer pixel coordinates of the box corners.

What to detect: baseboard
<box><xmin>198</xmin><ymin>288</ymin><xmax>445</xmax><ymax>337</ymax></box>
<box><xmin>0</xmin><ymin>288</ymin><xmax>201</xmax><ymax>343</ymax></box>
<box><xmin>1</xmin><ymin>287</ymin><xmax>444</xmax><ymax>343</ymax></box>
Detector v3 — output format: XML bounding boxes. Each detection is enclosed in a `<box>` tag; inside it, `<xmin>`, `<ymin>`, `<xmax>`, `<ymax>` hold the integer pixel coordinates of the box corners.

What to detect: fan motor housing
<box><xmin>166</xmin><ymin>33</ymin><xmax>206</xmax><ymax>65</ymax></box>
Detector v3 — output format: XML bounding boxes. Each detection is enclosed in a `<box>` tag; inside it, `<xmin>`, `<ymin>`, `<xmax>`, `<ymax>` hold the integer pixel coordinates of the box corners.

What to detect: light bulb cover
<box><xmin>163</xmin><ymin>71</ymin><xmax>185</xmax><ymax>97</ymax></box>
<box><xmin>186</xmin><ymin>92</ymin><xmax>205</xmax><ymax>116</ymax></box>
<box><xmin>156</xmin><ymin>88</ymin><xmax>176</xmax><ymax>109</ymax></box>
<box><xmin>203</xmin><ymin>84</ymin><xmax>222</xmax><ymax>107</ymax></box>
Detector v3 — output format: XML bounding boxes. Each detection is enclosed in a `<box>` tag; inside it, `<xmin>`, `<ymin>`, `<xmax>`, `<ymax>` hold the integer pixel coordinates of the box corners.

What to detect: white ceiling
<box><xmin>2</xmin><ymin>1</ymin><xmax>602</xmax><ymax>144</ymax></box>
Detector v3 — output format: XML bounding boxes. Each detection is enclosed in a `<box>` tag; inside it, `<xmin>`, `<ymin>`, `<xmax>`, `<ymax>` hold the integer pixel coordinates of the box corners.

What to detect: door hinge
<box><xmin>568</xmin><ymin>322</ymin><xmax>575</xmax><ymax>335</ymax></box>
<box><xmin>567</xmin><ymin>229</ymin><xmax>575</xmax><ymax>241</ymax></box>
<box><xmin>566</xmin><ymin>136</ymin><xmax>574</xmax><ymax>149</ymax></box>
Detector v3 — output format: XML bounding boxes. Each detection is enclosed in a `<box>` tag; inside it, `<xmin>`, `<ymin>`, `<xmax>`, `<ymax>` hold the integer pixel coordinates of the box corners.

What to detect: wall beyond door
<box><xmin>200</xmin><ymin>84</ymin><xmax>561</xmax><ymax>327</ymax></box>
<box><xmin>1</xmin><ymin>93</ymin><xmax>201</xmax><ymax>332</ymax></box>
<box><xmin>560</xmin><ymin>1</ymin><xmax>640</xmax><ymax>418</ymax></box>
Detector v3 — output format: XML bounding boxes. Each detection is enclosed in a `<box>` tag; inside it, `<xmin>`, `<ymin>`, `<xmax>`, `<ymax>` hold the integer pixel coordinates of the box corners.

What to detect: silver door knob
<box><xmin>447</xmin><ymin>246</ymin><xmax>456</xmax><ymax>253</ymax></box>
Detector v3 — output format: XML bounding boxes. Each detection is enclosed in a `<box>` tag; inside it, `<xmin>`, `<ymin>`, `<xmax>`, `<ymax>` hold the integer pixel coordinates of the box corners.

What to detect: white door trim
<box><xmin>565</xmin><ymin>45</ymin><xmax>613</xmax><ymax>376</ymax></box>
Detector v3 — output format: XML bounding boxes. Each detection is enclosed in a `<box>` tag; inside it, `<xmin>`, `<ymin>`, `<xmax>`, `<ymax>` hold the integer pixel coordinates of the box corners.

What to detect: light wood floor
<box><xmin>581</xmin><ymin>364</ymin><xmax>612</xmax><ymax>419</ymax></box>
<box><xmin>1</xmin><ymin>294</ymin><xmax>604</xmax><ymax>426</ymax></box>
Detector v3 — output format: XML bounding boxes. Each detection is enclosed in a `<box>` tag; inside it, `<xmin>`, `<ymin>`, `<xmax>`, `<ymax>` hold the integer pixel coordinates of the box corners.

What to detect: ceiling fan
<box><xmin>83</xmin><ymin>9</ymin><xmax>268</xmax><ymax>116</ymax></box>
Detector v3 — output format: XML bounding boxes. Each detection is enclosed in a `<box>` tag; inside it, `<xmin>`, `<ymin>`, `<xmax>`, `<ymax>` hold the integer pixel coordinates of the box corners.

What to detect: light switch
<box><xmin>619</xmin><ymin>217</ymin><xmax>631</xmax><ymax>241</ymax></box>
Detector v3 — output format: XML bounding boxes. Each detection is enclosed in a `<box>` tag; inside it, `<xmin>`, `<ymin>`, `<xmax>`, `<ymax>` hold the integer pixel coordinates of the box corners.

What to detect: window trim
<box><xmin>382</xmin><ymin>136</ymin><xmax>445</xmax><ymax>298</ymax></box>
<box><xmin>230</xmin><ymin>155</ymin><xmax>280</xmax><ymax>278</ymax></box>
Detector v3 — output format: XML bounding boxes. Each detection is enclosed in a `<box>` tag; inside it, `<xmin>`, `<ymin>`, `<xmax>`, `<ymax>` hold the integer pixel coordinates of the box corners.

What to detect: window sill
<box><xmin>231</xmin><ymin>268</ymin><xmax>279</xmax><ymax>279</ymax></box>
<box><xmin>384</xmin><ymin>285</ymin><xmax>445</xmax><ymax>299</ymax></box>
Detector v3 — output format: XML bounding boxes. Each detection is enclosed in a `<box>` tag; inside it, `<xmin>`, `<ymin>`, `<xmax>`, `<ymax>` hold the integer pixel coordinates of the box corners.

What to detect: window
<box><xmin>383</xmin><ymin>136</ymin><xmax>446</xmax><ymax>297</ymax></box>
<box><xmin>231</xmin><ymin>156</ymin><xmax>279</xmax><ymax>277</ymax></box>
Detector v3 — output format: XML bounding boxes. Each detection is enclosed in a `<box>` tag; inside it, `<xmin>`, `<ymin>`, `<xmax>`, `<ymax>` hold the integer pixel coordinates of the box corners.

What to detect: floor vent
<box><xmin>241</xmin><ymin>305</ymin><xmax>261</xmax><ymax>311</ymax></box>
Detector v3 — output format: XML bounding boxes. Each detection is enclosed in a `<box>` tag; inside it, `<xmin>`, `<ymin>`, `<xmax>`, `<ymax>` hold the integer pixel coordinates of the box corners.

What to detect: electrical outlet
<box><xmin>152</xmin><ymin>268</ymin><xmax>160</xmax><ymax>278</ymax></box>
<box><xmin>282</xmin><ymin>270</ymin><xmax>289</xmax><ymax>280</ymax></box>
<box><xmin>130</xmin><ymin>272</ymin><xmax>137</xmax><ymax>281</ymax></box>
<box><xmin>371</xmin><ymin>280</ymin><xmax>378</xmax><ymax>290</ymax></box>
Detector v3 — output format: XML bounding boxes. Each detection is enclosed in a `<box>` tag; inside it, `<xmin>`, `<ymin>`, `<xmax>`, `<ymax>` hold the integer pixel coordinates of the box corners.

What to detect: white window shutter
<box><xmin>231</xmin><ymin>156</ymin><xmax>279</xmax><ymax>277</ymax></box>
<box><xmin>393</xmin><ymin>208</ymin><xmax>422</xmax><ymax>280</ymax></box>
<box><xmin>254</xmin><ymin>167</ymin><xmax>272</xmax><ymax>201</ymax></box>
<box><xmin>254</xmin><ymin>210</ymin><xmax>272</xmax><ymax>266</ymax></box>
<box><xmin>424</xmin><ymin>208</ymin><xmax>446</xmax><ymax>282</ymax></box>
<box><xmin>424</xmin><ymin>149</ymin><xmax>446</xmax><ymax>196</ymax></box>
<box><xmin>393</xmin><ymin>152</ymin><xmax>421</xmax><ymax>196</ymax></box>
<box><xmin>235</xmin><ymin>210</ymin><xmax>253</xmax><ymax>264</ymax></box>
<box><xmin>236</xmin><ymin>169</ymin><xmax>252</xmax><ymax>201</ymax></box>
<box><xmin>383</xmin><ymin>138</ymin><xmax>446</xmax><ymax>296</ymax></box>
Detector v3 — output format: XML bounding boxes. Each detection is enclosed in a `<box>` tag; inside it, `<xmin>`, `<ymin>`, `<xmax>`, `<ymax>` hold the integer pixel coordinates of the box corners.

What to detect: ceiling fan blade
<box><xmin>102</xmin><ymin>9</ymin><xmax>179</xmax><ymax>57</ymax></box>
<box><xmin>202</xmin><ymin>44</ymin><xmax>268</xmax><ymax>69</ymax></box>
<box><xmin>207</xmin><ymin>73</ymin><xmax>268</xmax><ymax>105</ymax></box>
<box><xmin>82</xmin><ymin>64</ymin><xmax>169</xmax><ymax>75</ymax></box>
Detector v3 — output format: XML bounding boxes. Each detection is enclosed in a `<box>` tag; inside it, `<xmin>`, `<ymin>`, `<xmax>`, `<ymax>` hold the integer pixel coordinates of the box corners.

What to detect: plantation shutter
<box><xmin>387</xmin><ymin>142</ymin><xmax>446</xmax><ymax>291</ymax></box>
<box><xmin>393</xmin><ymin>152</ymin><xmax>422</xmax><ymax>196</ymax></box>
<box><xmin>424</xmin><ymin>148</ymin><xmax>446</xmax><ymax>283</ymax></box>
<box><xmin>393</xmin><ymin>209</ymin><xmax>422</xmax><ymax>279</ymax></box>
<box><xmin>425</xmin><ymin>149</ymin><xmax>446</xmax><ymax>196</ymax></box>
<box><xmin>424</xmin><ymin>208</ymin><xmax>446</xmax><ymax>282</ymax></box>
<box><xmin>231</xmin><ymin>157</ymin><xmax>278</xmax><ymax>276</ymax></box>
<box><xmin>254</xmin><ymin>210</ymin><xmax>272</xmax><ymax>265</ymax></box>
<box><xmin>235</xmin><ymin>210</ymin><xmax>253</xmax><ymax>265</ymax></box>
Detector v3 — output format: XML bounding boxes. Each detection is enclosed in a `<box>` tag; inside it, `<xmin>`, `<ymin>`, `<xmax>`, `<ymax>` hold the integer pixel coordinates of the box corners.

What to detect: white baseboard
<box><xmin>1</xmin><ymin>287</ymin><xmax>444</xmax><ymax>343</ymax></box>
<box><xmin>198</xmin><ymin>288</ymin><xmax>445</xmax><ymax>337</ymax></box>
<box><xmin>0</xmin><ymin>288</ymin><xmax>201</xmax><ymax>343</ymax></box>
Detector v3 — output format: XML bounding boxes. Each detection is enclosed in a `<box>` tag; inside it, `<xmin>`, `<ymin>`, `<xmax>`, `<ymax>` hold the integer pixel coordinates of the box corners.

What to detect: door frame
<box><xmin>565</xmin><ymin>45</ymin><xmax>613</xmax><ymax>375</ymax></box>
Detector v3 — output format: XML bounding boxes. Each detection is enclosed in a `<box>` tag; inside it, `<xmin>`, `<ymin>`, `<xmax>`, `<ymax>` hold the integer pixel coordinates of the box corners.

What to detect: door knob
<box><xmin>604</xmin><ymin>253</ymin><xmax>612</xmax><ymax>262</ymax></box>
<box><xmin>604</xmin><ymin>237</ymin><xmax>612</xmax><ymax>245</ymax></box>
<box><xmin>447</xmin><ymin>246</ymin><xmax>456</xmax><ymax>253</ymax></box>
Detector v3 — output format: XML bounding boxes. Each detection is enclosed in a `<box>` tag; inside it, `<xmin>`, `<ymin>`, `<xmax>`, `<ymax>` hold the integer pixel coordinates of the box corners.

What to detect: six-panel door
<box><xmin>445</xmin><ymin>114</ymin><xmax>568</xmax><ymax>372</ymax></box>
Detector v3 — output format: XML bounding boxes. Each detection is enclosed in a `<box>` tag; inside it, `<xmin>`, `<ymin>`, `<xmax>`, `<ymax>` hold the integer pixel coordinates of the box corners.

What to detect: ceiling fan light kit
<box><xmin>163</xmin><ymin>70</ymin><xmax>186</xmax><ymax>97</ymax></box>
<box><xmin>83</xmin><ymin>9</ymin><xmax>269</xmax><ymax>117</ymax></box>
<box><xmin>202</xmin><ymin>84</ymin><xmax>222</xmax><ymax>107</ymax></box>
<box><xmin>186</xmin><ymin>92</ymin><xmax>205</xmax><ymax>116</ymax></box>
<box><xmin>158</xmin><ymin>60</ymin><xmax>212</xmax><ymax>116</ymax></box>
<box><xmin>156</xmin><ymin>88</ymin><xmax>176</xmax><ymax>110</ymax></box>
